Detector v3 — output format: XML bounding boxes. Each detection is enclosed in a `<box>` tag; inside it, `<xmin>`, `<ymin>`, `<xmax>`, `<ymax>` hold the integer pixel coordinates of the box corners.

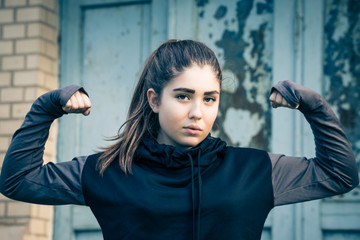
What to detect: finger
<box><xmin>64</xmin><ymin>98</ymin><xmax>72</xmax><ymax>108</ymax></box>
<box><xmin>62</xmin><ymin>94</ymin><xmax>82</xmax><ymax>113</ymax></box>
<box><xmin>83</xmin><ymin>95</ymin><xmax>92</xmax><ymax>113</ymax></box>
<box><xmin>269</xmin><ymin>91</ymin><xmax>278</xmax><ymax>108</ymax></box>
<box><xmin>281</xmin><ymin>96</ymin><xmax>288</xmax><ymax>107</ymax></box>
<box><xmin>70</xmin><ymin>94</ymin><xmax>79</xmax><ymax>110</ymax></box>
<box><xmin>83</xmin><ymin>108</ymin><xmax>91</xmax><ymax>116</ymax></box>
<box><xmin>269</xmin><ymin>92</ymin><xmax>276</xmax><ymax>102</ymax></box>
<box><xmin>74</xmin><ymin>91</ymin><xmax>85</xmax><ymax>109</ymax></box>
<box><xmin>271</xmin><ymin>92</ymin><xmax>281</xmax><ymax>108</ymax></box>
<box><xmin>275</xmin><ymin>92</ymin><xmax>282</xmax><ymax>105</ymax></box>
<box><xmin>77</xmin><ymin>92</ymin><xmax>91</xmax><ymax>115</ymax></box>
<box><xmin>62</xmin><ymin>98</ymin><xmax>73</xmax><ymax>112</ymax></box>
<box><xmin>81</xmin><ymin>93</ymin><xmax>92</xmax><ymax>108</ymax></box>
<box><xmin>80</xmin><ymin>94</ymin><xmax>91</xmax><ymax>115</ymax></box>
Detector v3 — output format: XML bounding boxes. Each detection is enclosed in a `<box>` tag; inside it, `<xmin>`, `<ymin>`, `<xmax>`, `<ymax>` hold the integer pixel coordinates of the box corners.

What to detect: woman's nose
<box><xmin>188</xmin><ymin>102</ymin><xmax>202</xmax><ymax>119</ymax></box>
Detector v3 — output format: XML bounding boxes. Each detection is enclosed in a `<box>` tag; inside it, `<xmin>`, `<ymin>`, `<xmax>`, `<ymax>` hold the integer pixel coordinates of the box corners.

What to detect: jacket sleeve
<box><xmin>0</xmin><ymin>85</ymin><xmax>88</xmax><ymax>205</ymax></box>
<box><xmin>269</xmin><ymin>80</ymin><xmax>359</xmax><ymax>206</ymax></box>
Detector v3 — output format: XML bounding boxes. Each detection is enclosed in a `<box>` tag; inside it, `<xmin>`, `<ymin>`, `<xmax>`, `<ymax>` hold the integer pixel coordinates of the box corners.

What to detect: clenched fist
<box><xmin>62</xmin><ymin>91</ymin><xmax>92</xmax><ymax>116</ymax></box>
<box><xmin>269</xmin><ymin>90</ymin><xmax>299</xmax><ymax>109</ymax></box>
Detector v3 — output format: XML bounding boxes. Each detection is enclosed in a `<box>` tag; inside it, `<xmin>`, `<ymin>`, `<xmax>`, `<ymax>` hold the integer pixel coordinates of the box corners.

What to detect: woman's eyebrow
<box><xmin>173</xmin><ymin>88</ymin><xmax>219</xmax><ymax>95</ymax></box>
<box><xmin>205</xmin><ymin>90</ymin><xmax>220</xmax><ymax>95</ymax></box>
<box><xmin>173</xmin><ymin>88</ymin><xmax>195</xmax><ymax>94</ymax></box>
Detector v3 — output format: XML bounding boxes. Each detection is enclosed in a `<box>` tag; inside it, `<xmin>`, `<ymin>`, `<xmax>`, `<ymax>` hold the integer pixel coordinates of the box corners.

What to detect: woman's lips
<box><xmin>183</xmin><ymin>125</ymin><xmax>202</xmax><ymax>135</ymax></box>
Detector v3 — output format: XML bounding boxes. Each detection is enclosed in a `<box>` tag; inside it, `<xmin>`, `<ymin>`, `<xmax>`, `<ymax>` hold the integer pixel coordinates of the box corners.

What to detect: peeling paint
<box><xmin>223</xmin><ymin>108</ymin><xmax>265</xmax><ymax>146</ymax></box>
<box><xmin>199</xmin><ymin>10</ymin><xmax>205</xmax><ymax>18</ymax></box>
<box><xmin>256</xmin><ymin>0</ymin><xmax>273</xmax><ymax>14</ymax></box>
<box><xmin>197</xmin><ymin>0</ymin><xmax>209</xmax><ymax>8</ymax></box>
<box><xmin>214</xmin><ymin>5</ymin><xmax>227</xmax><ymax>20</ymax></box>
<box><xmin>324</xmin><ymin>0</ymin><xmax>360</xmax><ymax>180</ymax></box>
<box><xmin>197</xmin><ymin>0</ymin><xmax>273</xmax><ymax>149</ymax></box>
<box><xmin>221</xmin><ymin>69</ymin><xmax>239</xmax><ymax>93</ymax></box>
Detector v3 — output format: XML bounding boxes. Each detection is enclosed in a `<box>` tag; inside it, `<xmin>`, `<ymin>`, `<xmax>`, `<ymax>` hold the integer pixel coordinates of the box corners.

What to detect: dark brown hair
<box><xmin>97</xmin><ymin>39</ymin><xmax>222</xmax><ymax>174</ymax></box>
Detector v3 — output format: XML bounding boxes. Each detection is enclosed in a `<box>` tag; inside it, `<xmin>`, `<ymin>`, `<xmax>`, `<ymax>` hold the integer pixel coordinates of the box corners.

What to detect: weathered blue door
<box><xmin>57</xmin><ymin>0</ymin><xmax>168</xmax><ymax>239</ymax></box>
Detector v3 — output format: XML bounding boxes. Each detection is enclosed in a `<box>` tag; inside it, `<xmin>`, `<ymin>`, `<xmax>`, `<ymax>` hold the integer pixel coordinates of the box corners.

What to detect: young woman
<box><xmin>0</xmin><ymin>39</ymin><xmax>358</xmax><ymax>240</ymax></box>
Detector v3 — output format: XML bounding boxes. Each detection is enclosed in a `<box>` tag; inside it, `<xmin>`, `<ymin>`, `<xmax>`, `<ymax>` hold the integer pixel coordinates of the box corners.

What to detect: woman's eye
<box><xmin>204</xmin><ymin>97</ymin><xmax>216</xmax><ymax>103</ymax></box>
<box><xmin>176</xmin><ymin>94</ymin><xmax>189</xmax><ymax>101</ymax></box>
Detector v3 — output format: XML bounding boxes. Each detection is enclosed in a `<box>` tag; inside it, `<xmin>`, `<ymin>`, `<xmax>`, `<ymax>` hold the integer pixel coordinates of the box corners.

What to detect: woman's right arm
<box><xmin>0</xmin><ymin>85</ymin><xmax>91</xmax><ymax>205</ymax></box>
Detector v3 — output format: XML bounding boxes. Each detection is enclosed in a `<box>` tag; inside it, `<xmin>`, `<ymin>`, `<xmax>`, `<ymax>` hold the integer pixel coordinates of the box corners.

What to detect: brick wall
<box><xmin>0</xmin><ymin>0</ymin><xmax>59</xmax><ymax>239</ymax></box>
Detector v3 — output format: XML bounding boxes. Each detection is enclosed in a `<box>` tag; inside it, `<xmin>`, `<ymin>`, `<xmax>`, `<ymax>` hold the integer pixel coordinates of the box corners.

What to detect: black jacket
<box><xmin>82</xmin><ymin>135</ymin><xmax>272</xmax><ymax>240</ymax></box>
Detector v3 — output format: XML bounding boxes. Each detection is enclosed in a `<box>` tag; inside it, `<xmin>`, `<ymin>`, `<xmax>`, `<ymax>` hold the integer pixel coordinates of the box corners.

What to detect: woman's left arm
<box><xmin>269</xmin><ymin>80</ymin><xmax>359</xmax><ymax>206</ymax></box>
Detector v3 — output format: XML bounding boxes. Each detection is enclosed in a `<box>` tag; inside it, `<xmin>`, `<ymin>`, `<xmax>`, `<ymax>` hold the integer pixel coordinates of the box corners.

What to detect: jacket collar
<box><xmin>134</xmin><ymin>134</ymin><xmax>226</xmax><ymax>168</ymax></box>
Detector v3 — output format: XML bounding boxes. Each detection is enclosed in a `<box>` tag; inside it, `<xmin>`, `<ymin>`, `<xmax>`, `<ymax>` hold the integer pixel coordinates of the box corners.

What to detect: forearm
<box><xmin>302</xmin><ymin>99</ymin><xmax>358</xmax><ymax>189</ymax></box>
<box><xmin>271</xmin><ymin>81</ymin><xmax>359</xmax><ymax>206</ymax></box>
<box><xmin>0</xmin><ymin>85</ymin><xmax>86</xmax><ymax>205</ymax></box>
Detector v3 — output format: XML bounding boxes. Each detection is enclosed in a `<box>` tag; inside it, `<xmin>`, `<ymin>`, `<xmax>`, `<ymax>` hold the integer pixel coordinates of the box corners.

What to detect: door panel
<box><xmin>80</xmin><ymin>3</ymin><xmax>150</xmax><ymax>154</ymax></box>
<box><xmin>57</xmin><ymin>1</ymin><xmax>167</xmax><ymax>239</ymax></box>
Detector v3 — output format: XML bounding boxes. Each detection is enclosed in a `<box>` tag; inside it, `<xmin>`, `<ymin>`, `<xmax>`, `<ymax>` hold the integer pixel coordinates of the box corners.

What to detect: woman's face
<box><xmin>148</xmin><ymin>64</ymin><xmax>220</xmax><ymax>148</ymax></box>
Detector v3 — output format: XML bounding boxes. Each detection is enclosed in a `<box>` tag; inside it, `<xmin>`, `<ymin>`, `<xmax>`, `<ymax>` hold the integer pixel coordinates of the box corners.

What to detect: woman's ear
<box><xmin>147</xmin><ymin>88</ymin><xmax>160</xmax><ymax>113</ymax></box>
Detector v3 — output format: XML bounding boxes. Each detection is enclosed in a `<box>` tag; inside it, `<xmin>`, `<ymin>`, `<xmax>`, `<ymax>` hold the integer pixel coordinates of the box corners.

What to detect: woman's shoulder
<box><xmin>86</xmin><ymin>152</ymin><xmax>103</xmax><ymax>161</ymax></box>
<box><xmin>82</xmin><ymin>152</ymin><xmax>104</xmax><ymax>171</ymax></box>
<box><xmin>223</xmin><ymin>145</ymin><xmax>270</xmax><ymax>160</ymax></box>
<box><xmin>225</xmin><ymin>145</ymin><xmax>268</xmax><ymax>153</ymax></box>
